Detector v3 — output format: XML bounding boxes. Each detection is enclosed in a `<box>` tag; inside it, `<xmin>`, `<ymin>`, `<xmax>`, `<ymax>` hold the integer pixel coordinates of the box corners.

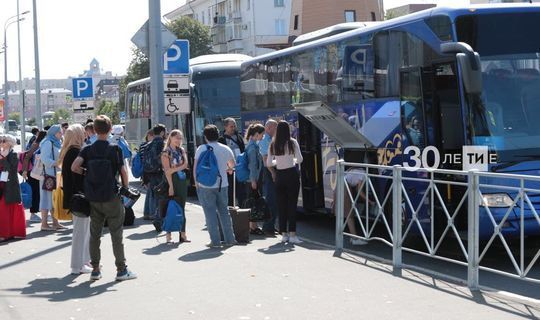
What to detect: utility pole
<box><xmin>33</xmin><ymin>0</ymin><xmax>42</xmax><ymax>129</ymax></box>
<box><xmin>148</xmin><ymin>0</ymin><xmax>165</xmax><ymax>126</ymax></box>
<box><xmin>17</xmin><ymin>0</ymin><xmax>26</xmax><ymax>148</ymax></box>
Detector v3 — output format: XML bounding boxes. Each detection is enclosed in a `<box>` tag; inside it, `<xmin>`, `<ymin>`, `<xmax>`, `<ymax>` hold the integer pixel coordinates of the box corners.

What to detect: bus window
<box><xmin>401</xmin><ymin>69</ymin><xmax>426</xmax><ymax>149</ymax></box>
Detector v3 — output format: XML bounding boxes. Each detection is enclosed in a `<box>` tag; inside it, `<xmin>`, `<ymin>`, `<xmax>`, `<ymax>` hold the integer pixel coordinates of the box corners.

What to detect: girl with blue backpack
<box><xmin>160</xmin><ymin>129</ymin><xmax>189</xmax><ymax>244</ymax></box>
<box><xmin>243</xmin><ymin>124</ymin><xmax>266</xmax><ymax>235</ymax></box>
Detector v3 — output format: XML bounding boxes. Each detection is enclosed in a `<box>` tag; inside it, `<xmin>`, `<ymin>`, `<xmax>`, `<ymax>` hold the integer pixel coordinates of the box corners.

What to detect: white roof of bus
<box><xmin>190</xmin><ymin>54</ymin><xmax>252</xmax><ymax>66</ymax></box>
<box><xmin>292</xmin><ymin>22</ymin><xmax>380</xmax><ymax>46</ymax></box>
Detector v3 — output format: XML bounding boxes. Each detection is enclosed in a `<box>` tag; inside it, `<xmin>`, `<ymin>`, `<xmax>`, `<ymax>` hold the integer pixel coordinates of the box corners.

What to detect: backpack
<box><xmin>117</xmin><ymin>138</ymin><xmax>132</xmax><ymax>160</ymax></box>
<box><xmin>196</xmin><ymin>144</ymin><xmax>222</xmax><ymax>189</ymax></box>
<box><xmin>18</xmin><ymin>151</ymin><xmax>33</xmax><ymax>174</ymax></box>
<box><xmin>20</xmin><ymin>181</ymin><xmax>32</xmax><ymax>209</ymax></box>
<box><xmin>162</xmin><ymin>200</ymin><xmax>185</xmax><ymax>232</ymax></box>
<box><xmin>84</xmin><ymin>145</ymin><xmax>119</xmax><ymax>202</ymax></box>
<box><xmin>235</xmin><ymin>149</ymin><xmax>250</xmax><ymax>182</ymax></box>
<box><xmin>142</xmin><ymin>139</ymin><xmax>163</xmax><ymax>174</ymax></box>
<box><xmin>131</xmin><ymin>152</ymin><xmax>143</xmax><ymax>178</ymax></box>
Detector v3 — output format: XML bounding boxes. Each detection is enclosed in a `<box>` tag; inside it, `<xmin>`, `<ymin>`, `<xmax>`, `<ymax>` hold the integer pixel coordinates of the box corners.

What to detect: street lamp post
<box><xmin>3</xmin><ymin>9</ymin><xmax>29</xmax><ymax>132</ymax></box>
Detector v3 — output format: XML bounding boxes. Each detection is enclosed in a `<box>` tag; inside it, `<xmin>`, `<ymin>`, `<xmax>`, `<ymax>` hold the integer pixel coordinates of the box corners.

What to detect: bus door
<box><xmin>298</xmin><ymin>114</ymin><xmax>325</xmax><ymax>211</ymax></box>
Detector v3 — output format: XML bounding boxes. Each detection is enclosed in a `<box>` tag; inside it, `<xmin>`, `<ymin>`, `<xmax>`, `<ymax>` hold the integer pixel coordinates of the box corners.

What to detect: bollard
<box><xmin>392</xmin><ymin>165</ymin><xmax>402</xmax><ymax>273</ymax></box>
<box><xmin>334</xmin><ymin>160</ymin><xmax>345</xmax><ymax>256</ymax></box>
<box><xmin>467</xmin><ymin>169</ymin><xmax>479</xmax><ymax>290</ymax></box>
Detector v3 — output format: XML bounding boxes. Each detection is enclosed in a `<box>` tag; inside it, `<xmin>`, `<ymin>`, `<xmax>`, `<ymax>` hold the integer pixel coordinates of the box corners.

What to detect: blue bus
<box><xmin>125</xmin><ymin>53</ymin><xmax>251</xmax><ymax>185</ymax></box>
<box><xmin>240</xmin><ymin>5</ymin><xmax>540</xmax><ymax>238</ymax></box>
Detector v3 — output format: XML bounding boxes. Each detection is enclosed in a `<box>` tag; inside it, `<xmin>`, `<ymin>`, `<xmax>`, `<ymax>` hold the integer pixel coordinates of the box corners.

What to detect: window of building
<box><xmin>247</xmin><ymin>0</ymin><xmax>250</xmax><ymax>10</ymax></box>
<box><xmin>274</xmin><ymin>0</ymin><xmax>284</xmax><ymax>7</ymax></box>
<box><xmin>345</xmin><ymin>10</ymin><xmax>356</xmax><ymax>22</ymax></box>
<box><xmin>275</xmin><ymin>19</ymin><xmax>286</xmax><ymax>35</ymax></box>
<box><xmin>202</xmin><ymin>12</ymin><xmax>205</xmax><ymax>24</ymax></box>
<box><xmin>371</xmin><ymin>11</ymin><xmax>376</xmax><ymax>21</ymax></box>
<box><xmin>294</xmin><ymin>15</ymin><xmax>299</xmax><ymax>30</ymax></box>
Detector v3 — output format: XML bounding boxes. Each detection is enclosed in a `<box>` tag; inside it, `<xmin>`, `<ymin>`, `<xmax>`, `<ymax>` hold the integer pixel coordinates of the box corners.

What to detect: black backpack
<box><xmin>143</xmin><ymin>139</ymin><xmax>163</xmax><ymax>174</ymax></box>
<box><xmin>84</xmin><ymin>145</ymin><xmax>119</xmax><ymax>202</ymax></box>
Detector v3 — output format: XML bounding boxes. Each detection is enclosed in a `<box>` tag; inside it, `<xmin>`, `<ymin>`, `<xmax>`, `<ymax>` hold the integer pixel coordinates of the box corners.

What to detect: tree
<box><xmin>96</xmin><ymin>100</ymin><xmax>120</xmax><ymax>124</ymax></box>
<box><xmin>53</xmin><ymin>108</ymin><xmax>72</xmax><ymax>124</ymax></box>
<box><xmin>119</xmin><ymin>17</ymin><xmax>213</xmax><ymax>109</ymax></box>
<box><xmin>8</xmin><ymin>112</ymin><xmax>20</xmax><ymax>122</ymax></box>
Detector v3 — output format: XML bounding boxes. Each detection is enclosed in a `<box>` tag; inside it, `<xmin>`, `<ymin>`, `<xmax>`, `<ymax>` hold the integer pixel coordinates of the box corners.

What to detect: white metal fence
<box><xmin>334</xmin><ymin>160</ymin><xmax>540</xmax><ymax>289</ymax></box>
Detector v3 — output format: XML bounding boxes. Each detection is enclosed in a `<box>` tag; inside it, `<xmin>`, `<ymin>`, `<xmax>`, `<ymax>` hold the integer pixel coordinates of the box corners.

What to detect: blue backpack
<box><xmin>20</xmin><ymin>181</ymin><xmax>32</xmax><ymax>209</ymax></box>
<box><xmin>162</xmin><ymin>200</ymin><xmax>185</xmax><ymax>232</ymax></box>
<box><xmin>196</xmin><ymin>145</ymin><xmax>222</xmax><ymax>189</ymax></box>
<box><xmin>235</xmin><ymin>152</ymin><xmax>250</xmax><ymax>182</ymax></box>
<box><xmin>131</xmin><ymin>152</ymin><xmax>143</xmax><ymax>178</ymax></box>
<box><xmin>117</xmin><ymin>138</ymin><xmax>132</xmax><ymax>160</ymax></box>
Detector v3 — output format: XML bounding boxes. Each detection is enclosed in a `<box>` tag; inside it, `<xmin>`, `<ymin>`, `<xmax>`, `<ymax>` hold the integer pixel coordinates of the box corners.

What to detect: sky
<box><xmin>0</xmin><ymin>0</ymin><xmax>469</xmax><ymax>85</ymax></box>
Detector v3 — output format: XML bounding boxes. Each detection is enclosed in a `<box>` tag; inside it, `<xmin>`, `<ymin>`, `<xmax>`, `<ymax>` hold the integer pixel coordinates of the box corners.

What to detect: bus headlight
<box><xmin>482</xmin><ymin>193</ymin><xmax>513</xmax><ymax>208</ymax></box>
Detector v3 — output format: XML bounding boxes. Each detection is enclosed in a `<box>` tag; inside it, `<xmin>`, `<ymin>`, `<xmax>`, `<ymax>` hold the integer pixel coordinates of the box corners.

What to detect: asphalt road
<box><xmin>0</xmin><ymin>191</ymin><xmax>539</xmax><ymax>319</ymax></box>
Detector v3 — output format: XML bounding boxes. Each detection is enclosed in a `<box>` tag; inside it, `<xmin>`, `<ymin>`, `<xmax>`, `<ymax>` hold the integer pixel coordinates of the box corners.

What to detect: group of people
<box><xmin>195</xmin><ymin>118</ymin><xmax>304</xmax><ymax>246</ymax></box>
<box><xmin>1</xmin><ymin>117</ymin><xmax>136</xmax><ymax>281</ymax></box>
<box><xmin>1</xmin><ymin>114</ymin><xmax>305</xmax><ymax>281</ymax></box>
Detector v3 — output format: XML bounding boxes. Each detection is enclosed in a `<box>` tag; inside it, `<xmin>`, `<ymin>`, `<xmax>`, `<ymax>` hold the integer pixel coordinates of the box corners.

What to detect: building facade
<box><xmin>6</xmin><ymin>88</ymin><xmax>72</xmax><ymax>120</ymax></box>
<box><xmin>386</xmin><ymin>4</ymin><xmax>436</xmax><ymax>18</ymax></box>
<box><xmin>165</xmin><ymin>0</ymin><xmax>292</xmax><ymax>56</ymax></box>
<box><xmin>289</xmin><ymin>0</ymin><xmax>383</xmax><ymax>38</ymax></box>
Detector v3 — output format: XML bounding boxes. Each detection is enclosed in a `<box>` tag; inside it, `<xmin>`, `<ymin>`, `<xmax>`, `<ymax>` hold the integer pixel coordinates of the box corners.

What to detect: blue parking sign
<box><xmin>72</xmin><ymin>78</ymin><xmax>94</xmax><ymax>99</ymax></box>
<box><xmin>163</xmin><ymin>40</ymin><xmax>190</xmax><ymax>75</ymax></box>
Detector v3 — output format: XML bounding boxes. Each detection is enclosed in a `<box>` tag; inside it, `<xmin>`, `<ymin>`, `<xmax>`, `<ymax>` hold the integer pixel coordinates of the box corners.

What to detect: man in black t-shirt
<box><xmin>72</xmin><ymin>115</ymin><xmax>136</xmax><ymax>282</ymax></box>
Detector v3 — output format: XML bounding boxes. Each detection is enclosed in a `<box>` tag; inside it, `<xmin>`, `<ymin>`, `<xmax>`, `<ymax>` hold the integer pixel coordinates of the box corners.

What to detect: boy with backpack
<box><xmin>194</xmin><ymin>124</ymin><xmax>237</xmax><ymax>247</ymax></box>
<box><xmin>143</xmin><ymin>124</ymin><xmax>166</xmax><ymax>231</ymax></box>
<box><xmin>71</xmin><ymin>115</ymin><xmax>136</xmax><ymax>281</ymax></box>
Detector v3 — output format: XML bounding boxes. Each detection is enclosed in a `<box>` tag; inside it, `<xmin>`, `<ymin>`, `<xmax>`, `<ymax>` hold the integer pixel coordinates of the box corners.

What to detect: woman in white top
<box><xmin>266</xmin><ymin>121</ymin><xmax>303</xmax><ymax>244</ymax></box>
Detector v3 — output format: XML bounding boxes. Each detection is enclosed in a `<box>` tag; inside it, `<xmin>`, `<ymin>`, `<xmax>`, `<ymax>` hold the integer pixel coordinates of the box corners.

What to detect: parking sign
<box><xmin>72</xmin><ymin>77</ymin><xmax>94</xmax><ymax>99</ymax></box>
<box><xmin>163</xmin><ymin>40</ymin><xmax>190</xmax><ymax>75</ymax></box>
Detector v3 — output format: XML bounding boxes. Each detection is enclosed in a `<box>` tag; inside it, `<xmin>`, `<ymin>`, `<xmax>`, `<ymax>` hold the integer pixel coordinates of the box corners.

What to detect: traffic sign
<box><xmin>131</xmin><ymin>21</ymin><xmax>177</xmax><ymax>57</ymax></box>
<box><xmin>73</xmin><ymin>100</ymin><xmax>95</xmax><ymax>111</ymax></box>
<box><xmin>163</xmin><ymin>75</ymin><xmax>189</xmax><ymax>94</ymax></box>
<box><xmin>0</xmin><ymin>99</ymin><xmax>4</xmax><ymax>121</ymax></box>
<box><xmin>73</xmin><ymin>110</ymin><xmax>95</xmax><ymax>124</ymax></box>
<box><xmin>72</xmin><ymin>78</ymin><xmax>94</xmax><ymax>99</ymax></box>
<box><xmin>164</xmin><ymin>94</ymin><xmax>189</xmax><ymax>115</ymax></box>
<box><xmin>163</xmin><ymin>40</ymin><xmax>190</xmax><ymax>75</ymax></box>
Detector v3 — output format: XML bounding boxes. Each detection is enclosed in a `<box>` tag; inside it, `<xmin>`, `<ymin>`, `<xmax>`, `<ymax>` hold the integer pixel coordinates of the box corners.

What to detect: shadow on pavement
<box><xmin>257</xmin><ymin>242</ymin><xmax>295</xmax><ymax>255</ymax></box>
<box><xmin>6</xmin><ymin>275</ymin><xmax>118</xmax><ymax>302</ymax></box>
<box><xmin>142</xmin><ymin>242</ymin><xmax>181</xmax><ymax>255</ymax></box>
<box><xmin>126</xmin><ymin>229</ymin><xmax>158</xmax><ymax>241</ymax></box>
<box><xmin>0</xmin><ymin>242</ymin><xmax>71</xmax><ymax>271</ymax></box>
<box><xmin>178</xmin><ymin>247</ymin><xmax>230</xmax><ymax>262</ymax></box>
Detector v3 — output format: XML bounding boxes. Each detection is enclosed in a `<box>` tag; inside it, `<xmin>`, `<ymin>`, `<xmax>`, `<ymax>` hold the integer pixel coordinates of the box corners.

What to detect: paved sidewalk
<box><xmin>0</xmin><ymin>197</ymin><xmax>538</xmax><ymax>320</ymax></box>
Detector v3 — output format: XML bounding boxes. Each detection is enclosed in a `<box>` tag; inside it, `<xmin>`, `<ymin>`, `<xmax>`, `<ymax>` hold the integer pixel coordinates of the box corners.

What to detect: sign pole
<box><xmin>33</xmin><ymin>0</ymin><xmax>42</xmax><ymax>129</ymax></box>
<box><xmin>149</xmin><ymin>0</ymin><xmax>165</xmax><ymax>126</ymax></box>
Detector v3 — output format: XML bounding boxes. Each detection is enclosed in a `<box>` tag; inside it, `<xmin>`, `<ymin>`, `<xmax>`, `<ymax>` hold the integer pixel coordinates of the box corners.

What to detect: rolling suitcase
<box><xmin>229</xmin><ymin>172</ymin><xmax>250</xmax><ymax>243</ymax></box>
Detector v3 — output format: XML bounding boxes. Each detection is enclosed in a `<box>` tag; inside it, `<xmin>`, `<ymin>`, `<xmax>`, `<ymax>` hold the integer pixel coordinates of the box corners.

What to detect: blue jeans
<box><xmin>262</xmin><ymin>168</ymin><xmax>278</xmax><ymax>232</ymax></box>
<box><xmin>197</xmin><ymin>186</ymin><xmax>236</xmax><ymax>245</ymax></box>
<box><xmin>146</xmin><ymin>173</ymin><xmax>163</xmax><ymax>221</ymax></box>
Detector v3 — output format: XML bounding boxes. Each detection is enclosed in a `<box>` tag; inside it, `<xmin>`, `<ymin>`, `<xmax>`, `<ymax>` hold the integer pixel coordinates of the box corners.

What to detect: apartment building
<box><xmin>289</xmin><ymin>0</ymin><xmax>383</xmax><ymax>38</ymax></box>
<box><xmin>165</xmin><ymin>0</ymin><xmax>292</xmax><ymax>56</ymax></box>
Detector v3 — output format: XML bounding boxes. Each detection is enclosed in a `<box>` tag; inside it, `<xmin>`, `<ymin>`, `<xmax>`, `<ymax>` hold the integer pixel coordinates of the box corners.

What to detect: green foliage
<box><xmin>53</xmin><ymin>108</ymin><xmax>72</xmax><ymax>124</ymax></box>
<box><xmin>96</xmin><ymin>100</ymin><xmax>120</xmax><ymax>124</ymax></box>
<box><xmin>167</xmin><ymin>16</ymin><xmax>212</xmax><ymax>58</ymax></box>
<box><xmin>8</xmin><ymin>112</ymin><xmax>20</xmax><ymax>122</ymax></box>
<box><xmin>119</xmin><ymin>17</ymin><xmax>213</xmax><ymax>109</ymax></box>
<box><xmin>26</xmin><ymin>118</ymin><xmax>36</xmax><ymax>126</ymax></box>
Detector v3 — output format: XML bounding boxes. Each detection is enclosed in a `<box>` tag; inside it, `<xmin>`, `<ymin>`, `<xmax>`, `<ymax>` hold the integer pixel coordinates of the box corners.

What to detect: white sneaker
<box><xmin>281</xmin><ymin>234</ymin><xmax>289</xmax><ymax>243</ymax></box>
<box><xmin>288</xmin><ymin>236</ymin><xmax>303</xmax><ymax>244</ymax></box>
<box><xmin>29</xmin><ymin>213</ymin><xmax>41</xmax><ymax>223</ymax></box>
<box><xmin>350</xmin><ymin>238</ymin><xmax>368</xmax><ymax>246</ymax></box>
<box><xmin>79</xmin><ymin>265</ymin><xmax>93</xmax><ymax>274</ymax></box>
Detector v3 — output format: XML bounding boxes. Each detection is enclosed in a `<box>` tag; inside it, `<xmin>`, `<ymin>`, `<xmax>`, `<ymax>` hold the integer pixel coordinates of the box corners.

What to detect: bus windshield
<box><xmin>192</xmin><ymin>74</ymin><xmax>241</xmax><ymax>144</ymax></box>
<box><xmin>457</xmin><ymin>12</ymin><xmax>540</xmax><ymax>162</ymax></box>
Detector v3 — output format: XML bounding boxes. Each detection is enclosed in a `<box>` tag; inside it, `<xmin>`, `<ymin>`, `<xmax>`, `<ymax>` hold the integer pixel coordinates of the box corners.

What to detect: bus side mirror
<box><xmin>441</xmin><ymin>42</ymin><xmax>483</xmax><ymax>95</ymax></box>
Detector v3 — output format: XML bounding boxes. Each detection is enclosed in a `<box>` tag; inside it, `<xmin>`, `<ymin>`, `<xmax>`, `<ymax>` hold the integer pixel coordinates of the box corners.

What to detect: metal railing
<box><xmin>334</xmin><ymin>160</ymin><xmax>540</xmax><ymax>289</ymax></box>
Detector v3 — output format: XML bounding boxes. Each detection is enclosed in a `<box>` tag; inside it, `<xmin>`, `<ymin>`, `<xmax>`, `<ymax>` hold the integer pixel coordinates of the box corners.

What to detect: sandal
<box><xmin>53</xmin><ymin>225</ymin><xmax>67</xmax><ymax>230</ymax></box>
<box><xmin>250</xmin><ymin>228</ymin><xmax>264</xmax><ymax>235</ymax></box>
<box><xmin>180</xmin><ymin>238</ymin><xmax>191</xmax><ymax>243</ymax></box>
<box><xmin>41</xmin><ymin>225</ymin><xmax>56</xmax><ymax>231</ymax></box>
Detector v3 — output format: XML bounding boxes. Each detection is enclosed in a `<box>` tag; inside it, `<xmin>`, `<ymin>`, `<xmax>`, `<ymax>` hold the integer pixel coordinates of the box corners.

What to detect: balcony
<box><xmin>212</xmin><ymin>43</ymin><xmax>227</xmax><ymax>53</ymax></box>
<box><xmin>227</xmin><ymin>39</ymin><xmax>243</xmax><ymax>52</ymax></box>
<box><xmin>229</xmin><ymin>11</ymin><xmax>242</xmax><ymax>21</ymax></box>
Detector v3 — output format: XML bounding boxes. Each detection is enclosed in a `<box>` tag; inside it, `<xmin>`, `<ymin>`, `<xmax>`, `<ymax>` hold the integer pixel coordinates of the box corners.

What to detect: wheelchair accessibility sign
<box><xmin>164</xmin><ymin>74</ymin><xmax>189</xmax><ymax>115</ymax></box>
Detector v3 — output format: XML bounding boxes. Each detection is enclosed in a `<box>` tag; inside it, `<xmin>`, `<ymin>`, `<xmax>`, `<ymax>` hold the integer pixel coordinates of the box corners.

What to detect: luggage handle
<box><xmin>233</xmin><ymin>170</ymin><xmax>237</xmax><ymax>208</ymax></box>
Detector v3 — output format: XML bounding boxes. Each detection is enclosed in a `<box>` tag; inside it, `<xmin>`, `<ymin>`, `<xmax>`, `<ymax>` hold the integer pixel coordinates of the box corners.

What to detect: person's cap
<box><xmin>112</xmin><ymin>125</ymin><xmax>124</xmax><ymax>135</ymax></box>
